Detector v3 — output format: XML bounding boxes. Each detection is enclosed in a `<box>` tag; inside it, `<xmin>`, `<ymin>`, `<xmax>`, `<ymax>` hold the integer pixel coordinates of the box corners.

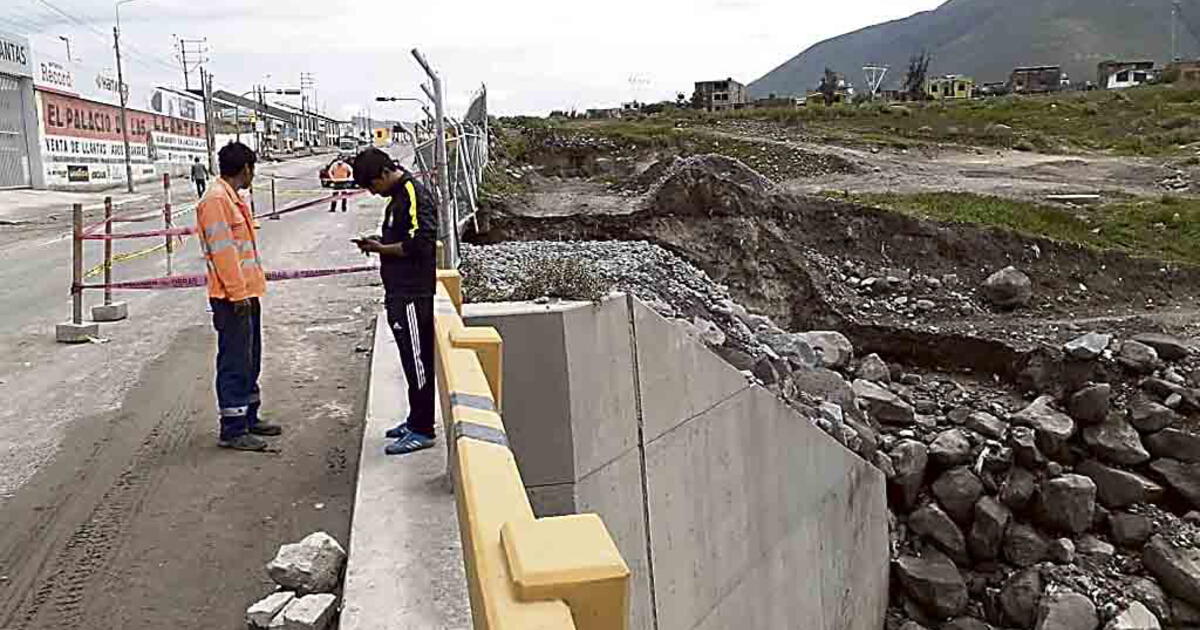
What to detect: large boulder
<box><xmin>1012</xmin><ymin>396</ymin><xmax>1076</xmax><ymax>457</ymax></box>
<box><xmin>930</xmin><ymin>429</ymin><xmax>974</xmax><ymax>467</ymax></box>
<box><xmin>759</xmin><ymin>331</ymin><xmax>818</xmax><ymax>368</ymax></box>
<box><xmin>1082</xmin><ymin>413</ymin><xmax>1150</xmax><ymax>466</ymax></box>
<box><xmin>853</xmin><ymin>379</ymin><xmax>915</xmax><ymax>425</ymax></box>
<box><xmin>1119</xmin><ymin>341</ymin><xmax>1161</xmax><ymax>374</ymax></box>
<box><xmin>1068</xmin><ymin>384</ymin><xmax>1111</xmax><ymax>425</ymax></box>
<box><xmin>797</xmin><ymin>331</ymin><xmax>853</xmax><ymax>369</ymax></box>
<box><xmin>1076</xmin><ymin>459</ymin><xmax>1165</xmax><ymax>508</ymax></box>
<box><xmin>1001</xmin><ymin>568</ymin><xmax>1042</xmax><ymax>629</ymax></box>
<box><xmin>910</xmin><ymin>503</ymin><xmax>969</xmax><ymax>565</ymax></box>
<box><xmin>265</xmin><ymin>532</ymin><xmax>347</xmax><ymax>595</ymax></box>
<box><xmin>1133</xmin><ymin>333</ymin><xmax>1192</xmax><ymax>361</ymax></box>
<box><xmin>965</xmin><ymin>411</ymin><xmax>1007</xmax><ymax>440</ymax></box>
<box><xmin>894</xmin><ymin>551</ymin><xmax>969</xmax><ymax>619</ymax></box>
<box><xmin>1130</xmin><ymin>400</ymin><xmax>1178</xmax><ymax>434</ymax></box>
<box><xmin>1143</xmin><ymin>535</ymin><xmax>1200</xmax><ymax>608</ymax></box>
<box><xmin>1149</xmin><ymin>458</ymin><xmax>1200</xmax><ymax>508</ymax></box>
<box><xmin>1005</xmin><ymin>523</ymin><xmax>1050</xmax><ymax>567</ymax></box>
<box><xmin>890</xmin><ymin>439</ymin><xmax>929</xmax><ymax>511</ymax></box>
<box><xmin>1064</xmin><ymin>332</ymin><xmax>1112</xmax><ymax>361</ymax></box>
<box><xmin>1104</xmin><ymin>601</ymin><xmax>1160</xmax><ymax>630</ymax></box>
<box><xmin>1001</xmin><ymin>466</ymin><xmax>1039</xmax><ymax>512</ymax></box>
<box><xmin>1036</xmin><ymin>589</ymin><xmax>1098</xmax><ymax>630</ymax></box>
<box><xmin>982</xmin><ymin>266</ymin><xmax>1033</xmax><ymax>309</ymax></box>
<box><xmin>968</xmin><ymin>495</ymin><xmax>1012</xmax><ymax>561</ymax></box>
<box><xmin>1145</xmin><ymin>428</ymin><xmax>1200</xmax><ymax>463</ymax></box>
<box><xmin>1035</xmin><ymin>475</ymin><xmax>1096</xmax><ymax>534</ymax></box>
<box><xmin>857</xmin><ymin>353</ymin><xmax>891</xmax><ymax>382</ymax></box>
<box><xmin>933</xmin><ymin>467</ymin><xmax>985</xmax><ymax>525</ymax></box>
<box><xmin>1110</xmin><ymin>512</ymin><xmax>1153</xmax><ymax>548</ymax></box>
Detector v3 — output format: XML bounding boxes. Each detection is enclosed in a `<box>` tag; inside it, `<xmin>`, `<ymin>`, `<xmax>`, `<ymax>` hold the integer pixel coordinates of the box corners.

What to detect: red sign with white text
<box><xmin>41</xmin><ymin>90</ymin><xmax>206</xmax><ymax>143</ymax></box>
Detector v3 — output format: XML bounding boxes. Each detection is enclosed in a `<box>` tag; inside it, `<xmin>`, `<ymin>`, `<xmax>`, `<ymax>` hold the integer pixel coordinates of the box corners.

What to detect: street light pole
<box><xmin>58</xmin><ymin>35</ymin><xmax>72</xmax><ymax>62</ymax></box>
<box><xmin>412</xmin><ymin>48</ymin><xmax>453</xmax><ymax>267</ymax></box>
<box><xmin>114</xmin><ymin>0</ymin><xmax>140</xmax><ymax>193</ymax></box>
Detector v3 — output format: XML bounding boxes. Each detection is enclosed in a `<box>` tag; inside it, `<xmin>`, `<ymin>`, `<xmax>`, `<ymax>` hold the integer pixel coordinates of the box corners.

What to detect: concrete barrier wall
<box><xmin>465</xmin><ymin>295</ymin><xmax>888</xmax><ymax>630</ymax></box>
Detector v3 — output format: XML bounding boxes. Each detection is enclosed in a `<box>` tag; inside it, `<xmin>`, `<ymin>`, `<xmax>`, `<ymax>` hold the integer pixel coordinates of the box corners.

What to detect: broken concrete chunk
<box><xmin>248</xmin><ymin>591</ymin><xmax>296</xmax><ymax>629</ymax></box>
<box><xmin>1064</xmin><ymin>332</ymin><xmax>1112</xmax><ymax>360</ymax></box>
<box><xmin>281</xmin><ymin>593</ymin><xmax>337</xmax><ymax>630</ymax></box>
<box><xmin>266</xmin><ymin>532</ymin><xmax>347</xmax><ymax>595</ymax></box>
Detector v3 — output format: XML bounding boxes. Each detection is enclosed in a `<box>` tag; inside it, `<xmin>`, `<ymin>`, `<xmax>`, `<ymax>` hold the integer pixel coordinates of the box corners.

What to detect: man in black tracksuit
<box><xmin>351</xmin><ymin>148</ymin><xmax>438</xmax><ymax>455</ymax></box>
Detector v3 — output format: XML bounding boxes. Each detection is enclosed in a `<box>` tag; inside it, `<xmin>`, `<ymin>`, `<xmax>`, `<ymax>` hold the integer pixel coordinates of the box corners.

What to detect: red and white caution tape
<box><xmin>79</xmin><ymin>265</ymin><xmax>379</xmax><ymax>291</ymax></box>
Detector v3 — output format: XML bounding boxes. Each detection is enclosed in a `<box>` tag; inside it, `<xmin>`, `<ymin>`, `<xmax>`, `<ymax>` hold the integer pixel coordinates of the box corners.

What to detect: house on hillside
<box><xmin>925</xmin><ymin>75</ymin><xmax>975</xmax><ymax>100</ymax></box>
<box><xmin>1163</xmin><ymin>60</ymin><xmax>1200</xmax><ymax>85</ymax></box>
<box><xmin>1009</xmin><ymin>66</ymin><xmax>1064</xmax><ymax>93</ymax></box>
<box><xmin>1097</xmin><ymin>60</ymin><xmax>1156</xmax><ymax>89</ymax></box>
<box><xmin>586</xmin><ymin>108</ymin><xmax>623</xmax><ymax>119</ymax></box>
<box><xmin>693</xmin><ymin>78</ymin><xmax>748</xmax><ymax>112</ymax></box>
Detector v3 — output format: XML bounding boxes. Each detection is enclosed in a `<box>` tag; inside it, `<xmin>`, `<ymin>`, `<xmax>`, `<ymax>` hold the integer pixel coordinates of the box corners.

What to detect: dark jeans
<box><xmin>329</xmin><ymin>196</ymin><xmax>346</xmax><ymax>212</ymax></box>
<box><xmin>211</xmin><ymin>297</ymin><xmax>262</xmax><ymax>440</ymax></box>
<box><xmin>195</xmin><ymin>178</ymin><xmax>206</xmax><ymax>198</ymax></box>
<box><xmin>386</xmin><ymin>295</ymin><xmax>435</xmax><ymax>437</ymax></box>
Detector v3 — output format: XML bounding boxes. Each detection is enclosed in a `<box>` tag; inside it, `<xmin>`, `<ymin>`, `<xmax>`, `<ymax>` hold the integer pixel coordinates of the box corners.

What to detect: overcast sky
<box><xmin>4</xmin><ymin>0</ymin><xmax>944</xmax><ymax>119</ymax></box>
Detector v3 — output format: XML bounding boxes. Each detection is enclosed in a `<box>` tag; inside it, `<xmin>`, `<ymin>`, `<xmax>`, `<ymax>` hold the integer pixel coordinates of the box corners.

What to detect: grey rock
<box><xmin>790</xmin><ymin>367</ymin><xmax>858</xmax><ymax>416</ymax></box>
<box><xmin>1133</xmin><ymin>333</ymin><xmax>1191</xmax><ymax>361</ymax></box>
<box><xmin>874</xmin><ymin>451</ymin><xmax>896</xmax><ymax>478</ymax></box>
<box><xmin>247</xmin><ymin>591</ymin><xmax>296</xmax><ymax>629</ymax></box>
<box><xmin>966</xmin><ymin>411</ymin><xmax>1007</xmax><ymax>440</ymax></box>
<box><xmin>1001</xmin><ymin>568</ymin><xmax>1042</xmax><ymax>629</ymax></box>
<box><xmin>933</xmin><ymin>467</ymin><xmax>985</xmax><ymax>525</ymax></box>
<box><xmin>1049</xmin><ymin>538</ymin><xmax>1076</xmax><ymax>564</ymax></box>
<box><xmin>1166</xmin><ymin>393</ymin><xmax>1184</xmax><ymax>409</ymax></box>
<box><xmin>899</xmin><ymin>623</ymin><xmax>930</xmax><ymax>630</ymax></box>
<box><xmin>1065</xmin><ymin>333</ymin><xmax>1113</xmax><ymax>360</ymax></box>
<box><xmin>1129</xmin><ymin>400</ymin><xmax>1177</xmax><ymax>433</ymax></box>
<box><xmin>1005</xmin><ymin>523</ymin><xmax>1051</xmax><ymax>567</ymax></box>
<box><xmin>266</xmin><ymin>532</ymin><xmax>347</xmax><ymax>595</ymax></box>
<box><xmin>894</xmin><ymin>551</ymin><xmax>969</xmax><ymax>619</ymax></box>
<box><xmin>1110</xmin><ymin>512</ymin><xmax>1153</xmax><ymax>548</ymax></box>
<box><xmin>910</xmin><ymin>503</ymin><xmax>969</xmax><ymax>565</ymax></box>
<box><xmin>1173</xmin><ymin>596</ymin><xmax>1200</xmax><ymax>625</ymax></box>
<box><xmin>1125</xmin><ymin>576</ymin><xmax>1170</xmax><ymax>624</ymax></box>
<box><xmin>1119</xmin><ymin>341</ymin><xmax>1161</xmax><ymax>374</ymax></box>
<box><xmin>857</xmin><ymin>353</ymin><xmax>891</xmax><ymax>382</ymax></box>
<box><xmin>1001</xmin><ymin>466</ymin><xmax>1039</xmax><ymax>512</ymax></box>
<box><xmin>1145</xmin><ymin>428</ymin><xmax>1200</xmax><ymax>463</ymax></box>
<box><xmin>853</xmin><ymin>379</ymin><xmax>916</xmax><ymax>425</ymax></box>
<box><xmin>969</xmin><ymin>495</ymin><xmax>1012</xmax><ymax>561</ymax></box>
<box><xmin>798</xmin><ymin>331</ymin><xmax>854</xmax><ymax>369</ymax></box>
<box><xmin>931</xmin><ymin>429</ymin><xmax>974</xmax><ymax>468</ymax></box>
<box><xmin>1083</xmin><ymin>413</ymin><xmax>1151</xmax><ymax>466</ymax></box>
<box><xmin>1076</xmin><ymin>459</ymin><xmax>1165</xmax><ymax>508</ymax></box>
<box><xmin>758</xmin><ymin>331</ymin><xmax>818</xmax><ymax>368</ymax></box>
<box><xmin>1036</xmin><ymin>475</ymin><xmax>1097</xmax><ymax>535</ymax></box>
<box><xmin>715</xmin><ymin>346</ymin><xmax>756</xmax><ymax>371</ymax></box>
<box><xmin>943</xmin><ymin>618</ymin><xmax>989</xmax><ymax>630</ymax></box>
<box><xmin>1104</xmin><ymin>601</ymin><xmax>1160</xmax><ymax>630</ymax></box>
<box><xmin>890</xmin><ymin>439</ymin><xmax>929</xmax><ymax>511</ymax></box>
<box><xmin>281</xmin><ymin>593</ymin><xmax>337</xmax><ymax>630</ymax></box>
<box><xmin>1012</xmin><ymin>396</ymin><xmax>1076</xmax><ymax>458</ymax></box>
<box><xmin>1035</xmin><ymin>590</ymin><xmax>1098</xmax><ymax>630</ymax></box>
<box><xmin>982</xmin><ymin>266</ymin><xmax>1033</xmax><ymax>309</ymax></box>
<box><xmin>1068</xmin><ymin>384</ymin><xmax>1112</xmax><ymax>425</ymax></box>
<box><xmin>691</xmin><ymin>316</ymin><xmax>726</xmax><ymax>347</ymax></box>
<box><xmin>1011</xmin><ymin>426</ymin><xmax>1047</xmax><ymax>469</ymax></box>
<box><xmin>1148</xmin><ymin>458</ymin><xmax>1200</xmax><ymax>508</ymax></box>
<box><xmin>1143</xmin><ymin>535</ymin><xmax>1200</xmax><ymax>608</ymax></box>
<box><xmin>1077</xmin><ymin>534</ymin><xmax>1116</xmax><ymax>557</ymax></box>
<box><xmin>752</xmin><ymin>357</ymin><xmax>780</xmax><ymax>385</ymax></box>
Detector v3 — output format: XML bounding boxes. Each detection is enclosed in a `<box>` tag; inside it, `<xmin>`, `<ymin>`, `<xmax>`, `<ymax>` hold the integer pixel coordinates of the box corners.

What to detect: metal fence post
<box><xmin>413</xmin><ymin>49</ymin><xmax>456</xmax><ymax>268</ymax></box>
<box><xmin>163</xmin><ymin>174</ymin><xmax>174</xmax><ymax>276</ymax></box>
<box><xmin>72</xmin><ymin>203</ymin><xmax>83</xmax><ymax>325</ymax></box>
<box><xmin>270</xmin><ymin>175</ymin><xmax>280</xmax><ymax>220</ymax></box>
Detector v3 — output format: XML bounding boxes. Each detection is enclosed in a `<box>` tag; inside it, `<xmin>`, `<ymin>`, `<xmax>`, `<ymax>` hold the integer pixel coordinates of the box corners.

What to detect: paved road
<box><xmin>0</xmin><ymin>146</ymin><xmax>416</xmax><ymax>629</ymax></box>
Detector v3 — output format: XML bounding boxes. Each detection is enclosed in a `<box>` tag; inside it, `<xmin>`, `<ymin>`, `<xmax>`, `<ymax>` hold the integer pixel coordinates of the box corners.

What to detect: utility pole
<box><xmin>174</xmin><ymin>36</ymin><xmax>209</xmax><ymax>91</ymax></box>
<box><xmin>201</xmin><ymin>67</ymin><xmax>216</xmax><ymax>172</ymax></box>
<box><xmin>114</xmin><ymin>26</ymin><xmax>134</xmax><ymax>193</ymax></box>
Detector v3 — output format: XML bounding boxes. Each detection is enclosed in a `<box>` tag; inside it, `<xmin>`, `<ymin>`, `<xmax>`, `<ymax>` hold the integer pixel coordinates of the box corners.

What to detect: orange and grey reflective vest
<box><xmin>196</xmin><ymin>178</ymin><xmax>266</xmax><ymax>301</ymax></box>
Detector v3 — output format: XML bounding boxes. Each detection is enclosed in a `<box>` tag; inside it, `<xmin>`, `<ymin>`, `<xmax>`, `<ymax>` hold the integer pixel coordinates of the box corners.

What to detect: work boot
<box><xmin>218</xmin><ymin>434</ymin><xmax>268</xmax><ymax>451</ymax></box>
<box><xmin>249</xmin><ymin>421</ymin><xmax>283</xmax><ymax>436</ymax></box>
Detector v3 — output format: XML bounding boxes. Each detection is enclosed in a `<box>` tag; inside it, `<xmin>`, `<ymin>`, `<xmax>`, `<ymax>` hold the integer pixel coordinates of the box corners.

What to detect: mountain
<box><xmin>749</xmin><ymin>0</ymin><xmax>1200</xmax><ymax>98</ymax></box>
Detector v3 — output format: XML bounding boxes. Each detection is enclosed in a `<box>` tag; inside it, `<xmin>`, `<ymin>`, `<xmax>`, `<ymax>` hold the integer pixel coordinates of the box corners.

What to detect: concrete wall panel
<box><xmin>562</xmin><ymin>297</ymin><xmax>640</xmax><ymax>479</ymax></box>
<box><xmin>631</xmin><ymin>298</ymin><xmax>749</xmax><ymax>443</ymax></box>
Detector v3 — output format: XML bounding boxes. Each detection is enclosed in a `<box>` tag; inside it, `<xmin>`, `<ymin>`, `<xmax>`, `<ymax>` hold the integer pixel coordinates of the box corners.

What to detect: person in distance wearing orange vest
<box><xmin>328</xmin><ymin>159</ymin><xmax>353</xmax><ymax>213</ymax></box>
<box><xmin>196</xmin><ymin>142</ymin><xmax>282</xmax><ymax>451</ymax></box>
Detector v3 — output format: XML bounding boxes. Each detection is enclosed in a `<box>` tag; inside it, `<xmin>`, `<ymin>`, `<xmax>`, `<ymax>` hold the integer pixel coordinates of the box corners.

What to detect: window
<box><xmin>1116</xmin><ymin>71</ymin><xmax>1130</xmax><ymax>82</ymax></box>
<box><xmin>1134</xmin><ymin>72</ymin><xmax>1147</xmax><ymax>83</ymax></box>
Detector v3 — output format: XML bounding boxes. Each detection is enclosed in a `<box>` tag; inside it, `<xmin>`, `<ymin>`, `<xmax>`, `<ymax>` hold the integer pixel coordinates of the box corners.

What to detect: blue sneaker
<box><xmin>385</xmin><ymin>432</ymin><xmax>435</xmax><ymax>456</ymax></box>
<box><xmin>385</xmin><ymin>422</ymin><xmax>411</xmax><ymax>439</ymax></box>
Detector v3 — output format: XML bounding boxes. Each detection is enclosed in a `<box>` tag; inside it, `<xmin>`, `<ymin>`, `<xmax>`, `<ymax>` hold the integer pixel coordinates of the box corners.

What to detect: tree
<box><xmin>676</xmin><ymin>92</ymin><xmax>687</xmax><ymax>107</ymax></box>
<box><xmin>818</xmin><ymin>67</ymin><xmax>839</xmax><ymax>106</ymax></box>
<box><xmin>904</xmin><ymin>51</ymin><xmax>932</xmax><ymax>101</ymax></box>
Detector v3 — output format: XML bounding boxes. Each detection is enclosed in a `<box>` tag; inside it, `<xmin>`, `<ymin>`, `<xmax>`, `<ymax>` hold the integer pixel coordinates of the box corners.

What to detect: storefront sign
<box><xmin>0</xmin><ymin>30</ymin><xmax>31</xmax><ymax>78</ymax></box>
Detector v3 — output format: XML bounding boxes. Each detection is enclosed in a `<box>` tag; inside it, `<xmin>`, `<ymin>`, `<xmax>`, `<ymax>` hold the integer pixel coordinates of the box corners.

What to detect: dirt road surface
<box><xmin>0</xmin><ymin>152</ymin><xmax>406</xmax><ymax>629</ymax></box>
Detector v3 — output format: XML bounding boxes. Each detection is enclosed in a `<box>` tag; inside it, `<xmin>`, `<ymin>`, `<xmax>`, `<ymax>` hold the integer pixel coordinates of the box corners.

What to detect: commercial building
<box><xmin>692</xmin><ymin>78</ymin><xmax>747</xmax><ymax>112</ymax></box>
<box><xmin>925</xmin><ymin>75</ymin><xmax>975</xmax><ymax>100</ymax></box>
<box><xmin>0</xmin><ymin>30</ymin><xmax>38</xmax><ymax>189</ymax></box>
<box><xmin>1097</xmin><ymin>60</ymin><xmax>1156</xmax><ymax>89</ymax></box>
<box><xmin>1009</xmin><ymin>65</ymin><xmax>1066</xmax><ymax>93</ymax></box>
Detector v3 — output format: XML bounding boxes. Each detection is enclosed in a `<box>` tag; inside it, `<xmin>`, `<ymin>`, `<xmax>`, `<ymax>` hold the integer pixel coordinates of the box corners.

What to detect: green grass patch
<box><xmin>835</xmin><ymin>191</ymin><xmax>1200</xmax><ymax>264</ymax></box>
